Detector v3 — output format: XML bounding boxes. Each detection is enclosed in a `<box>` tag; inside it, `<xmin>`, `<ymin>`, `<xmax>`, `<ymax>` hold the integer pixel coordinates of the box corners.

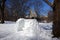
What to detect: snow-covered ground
<box><xmin>0</xmin><ymin>19</ymin><xmax>60</xmax><ymax>40</ymax></box>
<box><xmin>4</xmin><ymin>21</ymin><xmax>16</xmax><ymax>24</ymax></box>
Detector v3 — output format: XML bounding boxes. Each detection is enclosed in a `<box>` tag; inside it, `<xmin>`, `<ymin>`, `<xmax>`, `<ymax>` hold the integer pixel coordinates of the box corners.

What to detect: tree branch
<box><xmin>44</xmin><ymin>0</ymin><xmax>53</xmax><ymax>7</ymax></box>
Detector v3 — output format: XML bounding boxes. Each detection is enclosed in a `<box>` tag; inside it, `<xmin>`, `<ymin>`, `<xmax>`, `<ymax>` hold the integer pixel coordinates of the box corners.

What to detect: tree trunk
<box><xmin>0</xmin><ymin>0</ymin><xmax>6</xmax><ymax>23</ymax></box>
<box><xmin>52</xmin><ymin>0</ymin><xmax>60</xmax><ymax>37</ymax></box>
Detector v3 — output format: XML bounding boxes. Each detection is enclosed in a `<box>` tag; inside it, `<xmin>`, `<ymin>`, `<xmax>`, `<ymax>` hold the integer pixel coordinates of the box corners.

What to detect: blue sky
<box><xmin>5</xmin><ymin>0</ymin><xmax>54</xmax><ymax>16</ymax></box>
<box><xmin>25</xmin><ymin>0</ymin><xmax>54</xmax><ymax>16</ymax></box>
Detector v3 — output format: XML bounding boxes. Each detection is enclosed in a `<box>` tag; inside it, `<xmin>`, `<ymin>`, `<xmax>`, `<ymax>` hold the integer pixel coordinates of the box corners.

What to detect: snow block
<box><xmin>23</xmin><ymin>19</ymin><xmax>39</xmax><ymax>37</ymax></box>
<box><xmin>16</xmin><ymin>18</ymin><xmax>25</xmax><ymax>31</ymax></box>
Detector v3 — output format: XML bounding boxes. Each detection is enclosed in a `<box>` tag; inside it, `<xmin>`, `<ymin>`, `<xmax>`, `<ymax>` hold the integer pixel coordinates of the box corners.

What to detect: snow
<box><xmin>4</xmin><ymin>21</ymin><xmax>16</xmax><ymax>24</ymax></box>
<box><xmin>16</xmin><ymin>18</ymin><xmax>40</xmax><ymax>37</ymax></box>
<box><xmin>0</xmin><ymin>24</ymin><xmax>17</xmax><ymax>39</ymax></box>
<box><xmin>16</xmin><ymin>18</ymin><xmax>25</xmax><ymax>31</ymax></box>
<box><xmin>39</xmin><ymin>23</ymin><xmax>53</xmax><ymax>40</ymax></box>
<box><xmin>0</xmin><ymin>18</ymin><xmax>60</xmax><ymax>40</ymax></box>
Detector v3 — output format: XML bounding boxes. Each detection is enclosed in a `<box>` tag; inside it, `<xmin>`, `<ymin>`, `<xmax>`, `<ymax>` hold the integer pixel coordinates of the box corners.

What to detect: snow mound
<box><xmin>16</xmin><ymin>18</ymin><xmax>40</xmax><ymax>37</ymax></box>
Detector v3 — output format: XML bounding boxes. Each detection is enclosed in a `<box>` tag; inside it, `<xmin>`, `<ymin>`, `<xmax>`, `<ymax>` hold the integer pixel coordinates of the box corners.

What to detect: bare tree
<box><xmin>0</xmin><ymin>0</ymin><xmax>6</xmax><ymax>23</ymax></box>
<box><xmin>44</xmin><ymin>0</ymin><xmax>60</xmax><ymax>37</ymax></box>
<box><xmin>8</xmin><ymin>0</ymin><xmax>30</xmax><ymax>18</ymax></box>
<box><xmin>44</xmin><ymin>0</ymin><xmax>53</xmax><ymax>6</ymax></box>
<box><xmin>52</xmin><ymin>0</ymin><xmax>60</xmax><ymax>37</ymax></box>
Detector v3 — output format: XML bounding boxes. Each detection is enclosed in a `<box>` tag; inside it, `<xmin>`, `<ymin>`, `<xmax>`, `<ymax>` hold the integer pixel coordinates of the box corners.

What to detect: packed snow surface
<box><xmin>0</xmin><ymin>18</ymin><xmax>60</xmax><ymax>40</ymax></box>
